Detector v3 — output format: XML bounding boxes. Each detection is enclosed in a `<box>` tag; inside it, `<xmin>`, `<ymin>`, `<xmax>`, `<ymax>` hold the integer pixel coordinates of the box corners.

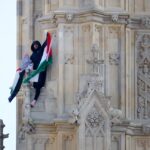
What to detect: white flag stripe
<box><xmin>11</xmin><ymin>71</ymin><xmax>20</xmax><ymax>91</ymax></box>
<box><xmin>29</xmin><ymin>73</ymin><xmax>39</xmax><ymax>82</ymax></box>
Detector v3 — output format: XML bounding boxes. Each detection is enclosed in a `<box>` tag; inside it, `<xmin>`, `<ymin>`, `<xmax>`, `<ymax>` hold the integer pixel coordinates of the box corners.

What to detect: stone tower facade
<box><xmin>17</xmin><ymin>0</ymin><xmax>150</xmax><ymax>150</ymax></box>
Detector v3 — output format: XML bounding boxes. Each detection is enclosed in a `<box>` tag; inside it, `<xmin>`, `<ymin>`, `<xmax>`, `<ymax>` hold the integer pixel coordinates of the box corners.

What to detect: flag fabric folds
<box><xmin>8</xmin><ymin>55</ymin><xmax>31</xmax><ymax>102</ymax></box>
<box><xmin>8</xmin><ymin>69</ymin><xmax>25</xmax><ymax>102</ymax></box>
<box><xmin>23</xmin><ymin>32</ymin><xmax>53</xmax><ymax>83</ymax></box>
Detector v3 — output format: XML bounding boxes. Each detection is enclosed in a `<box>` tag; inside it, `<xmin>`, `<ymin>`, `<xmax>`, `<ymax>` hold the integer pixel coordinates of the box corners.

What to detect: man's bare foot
<box><xmin>30</xmin><ymin>100</ymin><xmax>36</xmax><ymax>108</ymax></box>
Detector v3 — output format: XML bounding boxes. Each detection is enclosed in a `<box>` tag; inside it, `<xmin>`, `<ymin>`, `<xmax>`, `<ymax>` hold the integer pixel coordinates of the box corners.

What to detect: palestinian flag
<box><xmin>23</xmin><ymin>32</ymin><xmax>53</xmax><ymax>83</ymax></box>
<box><xmin>8</xmin><ymin>68</ymin><xmax>25</xmax><ymax>102</ymax></box>
<box><xmin>8</xmin><ymin>54</ymin><xmax>31</xmax><ymax>102</ymax></box>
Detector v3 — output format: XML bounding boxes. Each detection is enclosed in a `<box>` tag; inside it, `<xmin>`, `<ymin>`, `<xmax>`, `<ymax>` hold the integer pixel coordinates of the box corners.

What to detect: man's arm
<box><xmin>41</xmin><ymin>32</ymin><xmax>49</xmax><ymax>50</ymax></box>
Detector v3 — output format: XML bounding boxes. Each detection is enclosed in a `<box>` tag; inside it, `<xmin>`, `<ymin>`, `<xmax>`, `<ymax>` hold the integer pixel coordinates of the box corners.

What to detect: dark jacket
<box><xmin>30</xmin><ymin>40</ymin><xmax>47</xmax><ymax>87</ymax></box>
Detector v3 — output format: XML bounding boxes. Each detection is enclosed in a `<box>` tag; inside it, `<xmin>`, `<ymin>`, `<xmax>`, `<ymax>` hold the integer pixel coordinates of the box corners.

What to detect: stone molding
<box><xmin>112</xmin><ymin>120</ymin><xmax>150</xmax><ymax>136</ymax></box>
<box><xmin>37</xmin><ymin>9</ymin><xmax>129</xmax><ymax>25</ymax></box>
<box><xmin>35</xmin><ymin>10</ymin><xmax>150</xmax><ymax>30</ymax></box>
<box><xmin>127</xmin><ymin>17</ymin><xmax>150</xmax><ymax>29</ymax></box>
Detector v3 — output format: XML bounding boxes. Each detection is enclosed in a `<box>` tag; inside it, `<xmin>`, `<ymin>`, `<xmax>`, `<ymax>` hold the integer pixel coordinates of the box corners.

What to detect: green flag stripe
<box><xmin>23</xmin><ymin>57</ymin><xmax>52</xmax><ymax>83</ymax></box>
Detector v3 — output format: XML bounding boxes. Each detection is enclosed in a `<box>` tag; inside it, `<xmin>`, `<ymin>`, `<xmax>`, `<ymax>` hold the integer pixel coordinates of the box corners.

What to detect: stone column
<box><xmin>17</xmin><ymin>0</ymin><xmax>22</xmax><ymax>66</ymax></box>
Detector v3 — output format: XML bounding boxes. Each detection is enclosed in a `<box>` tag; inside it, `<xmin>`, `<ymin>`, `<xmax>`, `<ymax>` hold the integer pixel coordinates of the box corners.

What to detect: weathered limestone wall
<box><xmin>17</xmin><ymin>0</ymin><xmax>150</xmax><ymax>149</ymax></box>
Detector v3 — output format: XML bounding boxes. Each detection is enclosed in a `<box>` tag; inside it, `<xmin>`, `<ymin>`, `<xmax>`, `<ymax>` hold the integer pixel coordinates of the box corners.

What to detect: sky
<box><xmin>0</xmin><ymin>1</ymin><xmax>16</xmax><ymax>150</ymax></box>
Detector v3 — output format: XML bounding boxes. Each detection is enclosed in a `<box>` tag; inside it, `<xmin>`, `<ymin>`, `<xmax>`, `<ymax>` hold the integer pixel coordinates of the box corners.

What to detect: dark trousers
<box><xmin>33</xmin><ymin>71</ymin><xmax>46</xmax><ymax>101</ymax></box>
<box><xmin>33</xmin><ymin>83</ymin><xmax>41</xmax><ymax>101</ymax></box>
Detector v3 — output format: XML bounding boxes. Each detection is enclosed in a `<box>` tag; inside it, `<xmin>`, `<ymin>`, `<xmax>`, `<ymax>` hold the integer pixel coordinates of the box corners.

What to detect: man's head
<box><xmin>31</xmin><ymin>41</ymin><xmax>41</xmax><ymax>52</ymax></box>
<box><xmin>33</xmin><ymin>43</ymin><xmax>39</xmax><ymax>49</ymax></box>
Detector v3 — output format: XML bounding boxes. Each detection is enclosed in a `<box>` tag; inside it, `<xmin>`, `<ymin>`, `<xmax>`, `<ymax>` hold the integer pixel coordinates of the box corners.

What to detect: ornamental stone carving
<box><xmin>108</xmin><ymin>107</ymin><xmax>123</xmax><ymax>124</ymax></box>
<box><xmin>137</xmin><ymin>96</ymin><xmax>145</xmax><ymax>119</ymax></box>
<box><xmin>34</xmin><ymin>13</ymin><xmax>43</xmax><ymax>21</ymax></box>
<box><xmin>85</xmin><ymin>106</ymin><xmax>106</xmax><ymax>138</ymax></box>
<box><xmin>72</xmin><ymin>74</ymin><xmax>123</xmax><ymax>125</ymax></box>
<box><xmin>110</xmin><ymin>14</ymin><xmax>128</xmax><ymax>24</ymax></box>
<box><xmin>49</xmin><ymin>12</ymin><xmax>57</xmax><ymax>25</ymax></box>
<box><xmin>111</xmin><ymin>14</ymin><xmax>119</xmax><ymax>23</ymax></box>
<box><xmin>86</xmin><ymin>44</ymin><xmax>104</xmax><ymax>73</ymax></box>
<box><xmin>86</xmin><ymin>105</ymin><xmax>105</xmax><ymax>129</ymax></box>
<box><xmin>65</xmin><ymin>13</ymin><xmax>74</xmax><ymax>22</ymax></box>
<box><xmin>49</xmin><ymin>136</ymin><xmax>56</xmax><ymax>144</ymax></box>
<box><xmin>69</xmin><ymin>108</ymin><xmax>80</xmax><ymax>124</ymax></box>
<box><xmin>74</xmin><ymin>74</ymin><xmax>104</xmax><ymax>112</ymax></box>
<box><xmin>64</xmin><ymin>54</ymin><xmax>74</xmax><ymax>64</ymax></box>
<box><xmin>75</xmin><ymin>81</ymin><xmax>112</xmax><ymax>150</ymax></box>
<box><xmin>109</xmin><ymin>53</ymin><xmax>120</xmax><ymax>65</ymax></box>
<box><xmin>136</xmin><ymin>34</ymin><xmax>150</xmax><ymax>119</ymax></box>
<box><xmin>86</xmin><ymin>77</ymin><xmax>103</xmax><ymax>97</ymax></box>
<box><xmin>141</xmin><ymin>17</ymin><xmax>150</xmax><ymax>28</ymax></box>
<box><xmin>111</xmin><ymin>134</ymin><xmax>120</xmax><ymax>142</ymax></box>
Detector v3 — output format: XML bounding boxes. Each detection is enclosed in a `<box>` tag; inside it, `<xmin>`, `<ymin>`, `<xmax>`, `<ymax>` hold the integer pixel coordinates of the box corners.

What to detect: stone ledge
<box><xmin>37</xmin><ymin>8</ymin><xmax>129</xmax><ymax>25</ymax></box>
<box><xmin>36</xmin><ymin>9</ymin><xmax>150</xmax><ymax>29</ymax></box>
<box><xmin>112</xmin><ymin>120</ymin><xmax>150</xmax><ymax>136</ymax></box>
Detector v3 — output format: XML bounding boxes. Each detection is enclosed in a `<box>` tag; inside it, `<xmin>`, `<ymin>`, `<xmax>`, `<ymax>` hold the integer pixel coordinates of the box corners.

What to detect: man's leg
<box><xmin>30</xmin><ymin>85</ymin><xmax>41</xmax><ymax>107</ymax></box>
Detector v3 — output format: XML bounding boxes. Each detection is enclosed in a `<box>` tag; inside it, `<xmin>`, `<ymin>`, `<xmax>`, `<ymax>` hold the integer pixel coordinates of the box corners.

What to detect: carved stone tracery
<box><xmin>74</xmin><ymin>74</ymin><xmax>104</xmax><ymax>114</ymax></box>
<box><xmin>136</xmin><ymin>34</ymin><xmax>150</xmax><ymax>119</ymax></box>
<box><xmin>86</xmin><ymin>105</ymin><xmax>105</xmax><ymax>129</ymax></box>
<box><xmin>86</xmin><ymin>44</ymin><xmax>104</xmax><ymax>73</ymax></box>
<box><xmin>85</xmin><ymin>108</ymin><xmax>105</xmax><ymax>138</ymax></box>
<box><xmin>75</xmin><ymin>82</ymin><xmax>112</xmax><ymax>150</ymax></box>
